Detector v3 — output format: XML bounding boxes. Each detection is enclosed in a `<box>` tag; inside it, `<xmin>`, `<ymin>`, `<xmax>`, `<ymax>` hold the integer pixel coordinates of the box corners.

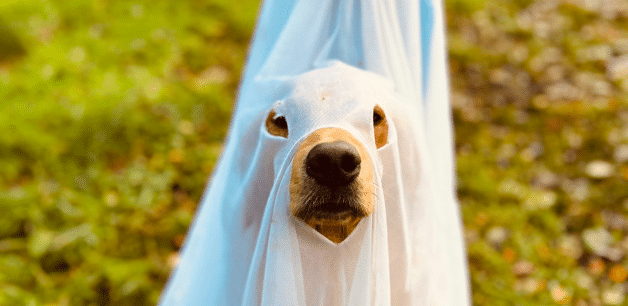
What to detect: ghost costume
<box><xmin>160</xmin><ymin>0</ymin><xmax>470</xmax><ymax>305</ymax></box>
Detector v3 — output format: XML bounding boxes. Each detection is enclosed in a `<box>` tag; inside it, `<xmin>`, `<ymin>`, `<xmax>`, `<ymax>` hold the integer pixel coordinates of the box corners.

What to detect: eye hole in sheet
<box><xmin>266</xmin><ymin>110</ymin><xmax>289</xmax><ymax>138</ymax></box>
<box><xmin>373</xmin><ymin>105</ymin><xmax>388</xmax><ymax>149</ymax></box>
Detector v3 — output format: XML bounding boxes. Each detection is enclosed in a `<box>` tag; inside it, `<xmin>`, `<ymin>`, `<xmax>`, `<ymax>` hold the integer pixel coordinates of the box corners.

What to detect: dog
<box><xmin>265</xmin><ymin>91</ymin><xmax>389</xmax><ymax>243</ymax></box>
<box><xmin>161</xmin><ymin>0</ymin><xmax>471</xmax><ymax>302</ymax></box>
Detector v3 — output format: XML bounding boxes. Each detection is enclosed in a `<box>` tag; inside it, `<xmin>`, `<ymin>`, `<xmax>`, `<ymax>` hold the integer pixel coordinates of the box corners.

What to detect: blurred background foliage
<box><xmin>1</xmin><ymin>0</ymin><xmax>628</xmax><ymax>305</ymax></box>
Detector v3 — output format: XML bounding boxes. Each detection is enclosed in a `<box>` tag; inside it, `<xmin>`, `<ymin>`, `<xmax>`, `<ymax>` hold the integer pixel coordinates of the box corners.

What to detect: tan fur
<box><xmin>374</xmin><ymin>105</ymin><xmax>388</xmax><ymax>149</ymax></box>
<box><xmin>290</xmin><ymin>128</ymin><xmax>375</xmax><ymax>243</ymax></box>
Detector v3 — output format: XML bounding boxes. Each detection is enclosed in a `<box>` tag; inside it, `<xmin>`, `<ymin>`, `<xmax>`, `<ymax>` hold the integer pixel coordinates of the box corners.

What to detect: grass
<box><xmin>0</xmin><ymin>0</ymin><xmax>257</xmax><ymax>304</ymax></box>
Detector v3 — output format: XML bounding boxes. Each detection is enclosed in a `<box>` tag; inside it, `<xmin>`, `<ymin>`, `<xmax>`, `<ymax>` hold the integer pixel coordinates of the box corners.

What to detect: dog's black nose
<box><xmin>305</xmin><ymin>140</ymin><xmax>361</xmax><ymax>187</ymax></box>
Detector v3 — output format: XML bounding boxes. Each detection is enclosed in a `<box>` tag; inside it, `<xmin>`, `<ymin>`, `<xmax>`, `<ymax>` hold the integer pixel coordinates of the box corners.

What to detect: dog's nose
<box><xmin>305</xmin><ymin>140</ymin><xmax>361</xmax><ymax>187</ymax></box>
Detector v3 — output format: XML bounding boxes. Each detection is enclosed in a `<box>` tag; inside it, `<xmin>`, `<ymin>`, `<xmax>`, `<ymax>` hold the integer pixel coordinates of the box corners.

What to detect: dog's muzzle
<box><xmin>295</xmin><ymin>140</ymin><xmax>366</xmax><ymax>221</ymax></box>
<box><xmin>289</xmin><ymin>128</ymin><xmax>375</xmax><ymax>243</ymax></box>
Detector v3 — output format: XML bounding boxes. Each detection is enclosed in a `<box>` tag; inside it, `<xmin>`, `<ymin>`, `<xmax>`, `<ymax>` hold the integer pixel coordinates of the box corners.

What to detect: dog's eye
<box><xmin>274</xmin><ymin>116</ymin><xmax>287</xmax><ymax>130</ymax></box>
<box><xmin>373</xmin><ymin>106</ymin><xmax>386</xmax><ymax>126</ymax></box>
<box><xmin>373</xmin><ymin>105</ymin><xmax>388</xmax><ymax>149</ymax></box>
<box><xmin>265</xmin><ymin>110</ymin><xmax>289</xmax><ymax>138</ymax></box>
<box><xmin>373</xmin><ymin>111</ymin><xmax>383</xmax><ymax>125</ymax></box>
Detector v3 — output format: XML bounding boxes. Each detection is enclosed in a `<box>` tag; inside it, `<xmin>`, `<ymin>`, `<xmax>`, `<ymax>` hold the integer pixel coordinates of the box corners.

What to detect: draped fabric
<box><xmin>160</xmin><ymin>0</ymin><xmax>470</xmax><ymax>305</ymax></box>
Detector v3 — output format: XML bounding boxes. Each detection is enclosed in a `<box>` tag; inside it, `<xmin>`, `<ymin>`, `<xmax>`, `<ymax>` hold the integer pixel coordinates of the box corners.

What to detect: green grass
<box><xmin>0</xmin><ymin>0</ymin><xmax>257</xmax><ymax>304</ymax></box>
<box><xmin>449</xmin><ymin>0</ymin><xmax>628</xmax><ymax>304</ymax></box>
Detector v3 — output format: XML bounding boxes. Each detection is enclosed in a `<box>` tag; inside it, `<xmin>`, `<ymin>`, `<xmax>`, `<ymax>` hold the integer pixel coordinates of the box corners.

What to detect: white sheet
<box><xmin>160</xmin><ymin>0</ymin><xmax>470</xmax><ymax>305</ymax></box>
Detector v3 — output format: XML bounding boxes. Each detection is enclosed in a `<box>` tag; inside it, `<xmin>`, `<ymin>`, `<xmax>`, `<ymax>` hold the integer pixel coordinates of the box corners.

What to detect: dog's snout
<box><xmin>305</xmin><ymin>140</ymin><xmax>361</xmax><ymax>187</ymax></box>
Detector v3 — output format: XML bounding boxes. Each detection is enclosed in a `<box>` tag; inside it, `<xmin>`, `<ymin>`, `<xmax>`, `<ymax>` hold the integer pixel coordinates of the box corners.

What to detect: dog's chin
<box><xmin>300</xmin><ymin>205</ymin><xmax>366</xmax><ymax>224</ymax></box>
<box><xmin>295</xmin><ymin>200</ymin><xmax>367</xmax><ymax>243</ymax></box>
